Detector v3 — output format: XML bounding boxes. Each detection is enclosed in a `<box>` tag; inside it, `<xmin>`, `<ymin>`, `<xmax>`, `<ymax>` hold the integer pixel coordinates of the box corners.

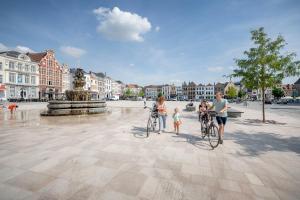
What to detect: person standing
<box><xmin>173</xmin><ymin>108</ymin><xmax>182</xmax><ymax>135</ymax></box>
<box><xmin>156</xmin><ymin>96</ymin><xmax>167</xmax><ymax>134</ymax></box>
<box><xmin>210</xmin><ymin>92</ymin><xmax>228</xmax><ymax>144</ymax></box>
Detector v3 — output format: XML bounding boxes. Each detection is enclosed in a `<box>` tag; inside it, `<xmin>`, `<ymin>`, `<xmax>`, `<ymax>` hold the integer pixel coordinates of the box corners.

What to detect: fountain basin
<box><xmin>41</xmin><ymin>100</ymin><xmax>107</xmax><ymax>116</ymax></box>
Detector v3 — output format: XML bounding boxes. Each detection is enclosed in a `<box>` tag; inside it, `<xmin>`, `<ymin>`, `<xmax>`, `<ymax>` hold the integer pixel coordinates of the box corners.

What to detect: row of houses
<box><xmin>1</xmin><ymin>49</ymin><xmax>299</xmax><ymax>101</ymax></box>
<box><xmin>0</xmin><ymin>49</ymin><xmax>142</xmax><ymax>101</ymax></box>
<box><xmin>144</xmin><ymin>82</ymin><xmax>240</xmax><ymax>101</ymax></box>
<box><xmin>144</xmin><ymin>80</ymin><xmax>300</xmax><ymax>101</ymax></box>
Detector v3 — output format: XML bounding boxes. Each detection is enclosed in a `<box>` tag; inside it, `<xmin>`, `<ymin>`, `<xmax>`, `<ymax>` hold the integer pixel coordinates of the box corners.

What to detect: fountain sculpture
<box><xmin>41</xmin><ymin>68</ymin><xmax>107</xmax><ymax>116</ymax></box>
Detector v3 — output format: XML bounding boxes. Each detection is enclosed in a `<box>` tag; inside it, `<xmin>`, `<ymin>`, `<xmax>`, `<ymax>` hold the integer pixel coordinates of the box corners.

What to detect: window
<box><xmin>9</xmin><ymin>61</ymin><xmax>14</xmax><ymax>70</ymax></box>
<box><xmin>31</xmin><ymin>65</ymin><xmax>36</xmax><ymax>73</ymax></box>
<box><xmin>25</xmin><ymin>75</ymin><xmax>29</xmax><ymax>84</ymax></box>
<box><xmin>17</xmin><ymin>63</ymin><xmax>22</xmax><ymax>71</ymax></box>
<box><xmin>18</xmin><ymin>74</ymin><xmax>23</xmax><ymax>83</ymax></box>
<box><xmin>0</xmin><ymin>62</ymin><xmax>2</xmax><ymax>70</ymax></box>
<box><xmin>0</xmin><ymin>75</ymin><xmax>2</xmax><ymax>83</ymax></box>
<box><xmin>25</xmin><ymin>65</ymin><xmax>29</xmax><ymax>71</ymax></box>
<box><xmin>31</xmin><ymin>87</ymin><xmax>36</xmax><ymax>98</ymax></box>
<box><xmin>31</xmin><ymin>76</ymin><xmax>36</xmax><ymax>85</ymax></box>
<box><xmin>9</xmin><ymin>73</ymin><xmax>16</xmax><ymax>83</ymax></box>
<box><xmin>10</xmin><ymin>86</ymin><xmax>15</xmax><ymax>97</ymax></box>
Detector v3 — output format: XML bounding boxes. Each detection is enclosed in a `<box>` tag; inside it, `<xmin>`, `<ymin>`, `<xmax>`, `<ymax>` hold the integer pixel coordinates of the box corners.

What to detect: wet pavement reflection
<box><xmin>0</xmin><ymin>107</ymin><xmax>143</xmax><ymax>129</ymax></box>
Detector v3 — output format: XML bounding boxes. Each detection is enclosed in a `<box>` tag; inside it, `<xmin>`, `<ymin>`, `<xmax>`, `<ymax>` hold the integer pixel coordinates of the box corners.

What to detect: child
<box><xmin>8</xmin><ymin>103</ymin><xmax>18</xmax><ymax>114</ymax></box>
<box><xmin>173</xmin><ymin>108</ymin><xmax>181</xmax><ymax>135</ymax></box>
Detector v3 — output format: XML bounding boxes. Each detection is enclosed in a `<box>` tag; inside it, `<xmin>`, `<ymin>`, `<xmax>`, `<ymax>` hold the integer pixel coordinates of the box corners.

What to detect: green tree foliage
<box><xmin>138</xmin><ymin>90</ymin><xmax>144</xmax><ymax>97</ymax></box>
<box><xmin>272</xmin><ymin>87</ymin><xmax>284</xmax><ymax>99</ymax></box>
<box><xmin>227</xmin><ymin>86</ymin><xmax>238</xmax><ymax>99</ymax></box>
<box><xmin>238</xmin><ymin>90</ymin><xmax>247</xmax><ymax>98</ymax></box>
<box><xmin>124</xmin><ymin>89</ymin><xmax>133</xmax><ymax>97</ymax></box>
<box><xmin>232</xmin><ymin>27</ymin><xmax>300</xmax><ymax>122</ymax></box>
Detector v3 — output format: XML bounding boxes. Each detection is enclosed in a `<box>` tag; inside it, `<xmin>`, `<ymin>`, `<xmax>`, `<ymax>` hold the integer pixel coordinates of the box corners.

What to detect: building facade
<box><xmin>214</xmin><ymin>82</ymin><xmax>225</xmax><ymax>94</ymax></box>
<box><xmin>145</xmin><ymin>85</ymin><xmax>158</xmax><ymax>100</ymax></box>
<box><xmin>104</xmin><ymin>76</ymin><xmax>112</xmax><ymax>98</ymax></box>
<box><xmin>0</xmin><ymin>51</ymin><xmax>39</xmax><ymax>100</ymax></box>
<box><xmin>125</xmin><ymin>84</ymin><xmax>142</xmax><ymax>97</ymax></box>
<box><xmin>27</xmin><ymin>50</ymin><xmax>62</xmax><ymax>100</ymax></box>
<box><xmin>294</xmin><ymin>78</ymin><xmax>300</xmax><ymax>97</ymax></box>
<box><xmin>195</xmin><ymin>84</ymin><xmax>215</xmax><ymax>100</ymax></box>
<box><xmin>176</xmin><ymin>86</ymin><xmax>183</xmax><ymax>100</ymax></box>
<box><xmin>111</xmin><ymin>80</ymin><xmax>124</xmax><ymax>98</ymax></box>
<box><xmin>182</xmin><ymin>81</ymin><xmax>196</xmax><ymax>100</ymax></box>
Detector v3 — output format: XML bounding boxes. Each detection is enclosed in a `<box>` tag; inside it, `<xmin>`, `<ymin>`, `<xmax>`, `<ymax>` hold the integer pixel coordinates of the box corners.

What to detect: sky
<box><xmin>0</xmin><ymin>0</ymin><xmax>300</xmax><ymax>86</ymax></box>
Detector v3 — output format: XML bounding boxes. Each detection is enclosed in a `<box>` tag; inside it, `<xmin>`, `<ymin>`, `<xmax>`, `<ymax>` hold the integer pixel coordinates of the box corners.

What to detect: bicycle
<box><xmin>144</xmin><ymin>105</ymin><xmax>158</xmax><ymax>137</ymax></box>
<box><xmin>200</xmin><ymin>111</ymin><xmax>220</xmax><ymax>149</ymax></box>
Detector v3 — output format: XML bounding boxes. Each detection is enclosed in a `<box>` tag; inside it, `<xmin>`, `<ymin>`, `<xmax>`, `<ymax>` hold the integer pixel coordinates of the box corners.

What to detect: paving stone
<box><xmin>5</xmin><ymin>171</ymin><xmax>55</xmax><ymax>192</ymax></box>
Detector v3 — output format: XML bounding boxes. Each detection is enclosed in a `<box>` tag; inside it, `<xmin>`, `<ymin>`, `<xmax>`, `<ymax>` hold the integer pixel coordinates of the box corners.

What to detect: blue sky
<box><xmin>0</xmin><ymin>0</ymin><xmax>300</xmax><ymax>85</ymax></box>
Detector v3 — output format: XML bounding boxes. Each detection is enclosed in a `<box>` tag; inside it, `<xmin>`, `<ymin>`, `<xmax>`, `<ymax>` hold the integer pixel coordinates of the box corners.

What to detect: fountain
<box><xmin>41</xmin><ymin>68</ymin><xmax>107</xmax><ymax>116</ymax></box>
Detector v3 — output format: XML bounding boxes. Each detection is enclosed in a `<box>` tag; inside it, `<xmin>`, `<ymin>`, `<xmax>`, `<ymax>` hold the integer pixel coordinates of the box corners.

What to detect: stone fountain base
<box><xmin>41</xmin><ymin>100</ymin><xmax>107</xmax><ymax>116</ymax></box>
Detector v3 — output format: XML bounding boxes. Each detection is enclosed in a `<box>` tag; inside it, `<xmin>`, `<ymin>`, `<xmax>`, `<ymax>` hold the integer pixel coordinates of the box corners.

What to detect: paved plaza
<box><xmin>0</xmin><ymin>101</ymin><xmax>300</xmax><ymax>200</ymax></box>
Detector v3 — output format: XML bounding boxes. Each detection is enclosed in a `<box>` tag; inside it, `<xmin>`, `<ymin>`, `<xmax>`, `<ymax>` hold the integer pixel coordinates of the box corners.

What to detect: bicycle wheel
<box><xmin>146</xmin><ymin>118</ymin><xmax>152</xmax><ymax>137</ymax></box>
<box><xmin>200</xmin><ymin>120</ymin><xmax>206</xmax><ymax>138</ymax></box>
<box><xmin>208</xmin><ymin>124</ymin><xmax>220</xmax><ymax>148</ymax></box>
<box><xmin>152</xmin><ymin>118</ymin><xmax>157</xmax><ymax>131</ymax></box>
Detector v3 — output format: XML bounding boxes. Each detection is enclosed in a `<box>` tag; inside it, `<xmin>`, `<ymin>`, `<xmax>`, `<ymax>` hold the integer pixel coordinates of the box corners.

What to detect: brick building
<box><xmin>27</xmin><ymin>50</ymin><xmax>62</xmax><ymax>100</ymax></box>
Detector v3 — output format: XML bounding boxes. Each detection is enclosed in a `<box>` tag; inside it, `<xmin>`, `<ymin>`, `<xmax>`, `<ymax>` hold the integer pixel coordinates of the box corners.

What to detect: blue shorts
<box><xmin>216</xmin><ymin>116</ymin><xmax>227</xmax><ymax>125</ymax></box>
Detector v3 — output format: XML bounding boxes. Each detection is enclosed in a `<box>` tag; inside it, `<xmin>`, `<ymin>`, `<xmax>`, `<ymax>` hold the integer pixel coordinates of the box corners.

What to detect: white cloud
<box><xmin>60</xmin><ymin>46</ymin><xmax>86</xmax><ymax>58</ymax></box>
<box><xmin>0</xmin><ymin>43</ymin><xmax>35</xmax><ymax>53</ymax></box>
<box><xmin>16</xmin><ymin>45</ymin><xmax>35</xmax><ymax>53</ymax></box>
<box><xmin>155</xmin><ymin>26</ymin><xmax>160</xmax><ymax>32</ymax></box>
<box><xmin>207</xmin><ymin>66</ymin><xmax>224</xmax><ymax>72</ymax></box>
<box><xmin>129</xmin><ymin>63</ymin><xmax>135</xmax><ymax>67</ymax></box>
<box><xmin>0</xmin><ymin>43</ymin><xmax>9</xmax><ymax>51</ymax></box>
<box><xmin>93</xmin><ymin>7</ymin><xmax>152</xmax><ymax>42</ymax></box>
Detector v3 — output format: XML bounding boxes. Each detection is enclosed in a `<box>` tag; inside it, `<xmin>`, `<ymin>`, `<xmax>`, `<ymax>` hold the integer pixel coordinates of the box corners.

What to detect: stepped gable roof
<box><xmin>26</xmin><ymin>52</ymin><xmax>47</xmax><ymax>62</ymax></box>
<box><xmin>295</xmin><ymin>78</ymin><xmax>300</xmax><ymax>85</ymax></box>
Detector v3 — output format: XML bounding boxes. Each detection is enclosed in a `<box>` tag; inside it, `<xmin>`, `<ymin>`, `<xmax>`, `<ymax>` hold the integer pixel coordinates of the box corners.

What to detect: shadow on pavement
<box><xmin>227</xmin><ymin>130</ymin><xmax>300</xmax><ymax>156</ymax></box>
<box><xmin>172</xmin><ymin>132</ymin><xmax>213</xmax><ymax>150</ymax></box>
<box><xmin>131</xmin><ymin>126</ymin><xmax>148</xmax><ymax>138</ymax></box>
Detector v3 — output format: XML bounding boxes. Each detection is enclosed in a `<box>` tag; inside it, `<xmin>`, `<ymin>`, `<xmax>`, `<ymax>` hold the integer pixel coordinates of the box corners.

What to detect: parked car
<box><xmin>109</xmin><ymin>95</ymin><xmax>119</xmax><ymax>101</ymax></box>
<box><xmin>264</xmin><ymin>99</ymin><xmax>272</xmax><ymax>104</ymax></box>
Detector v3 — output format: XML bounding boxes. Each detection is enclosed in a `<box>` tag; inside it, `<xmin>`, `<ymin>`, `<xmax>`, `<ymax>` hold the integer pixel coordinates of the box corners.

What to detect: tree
<box><xmin>238</xmin><ymin>90</ymin><xmax>247</xmax><ymax>99</ymax></box>
<box><xmin>232</xmin><ymin>27</ymin><xmax>300</xmax><ymax>122</ymax></box>
<box><xmin>138</xmin><ymin>90</ymin><xmax>144</xmax><ymax>97</ymax></box>
<box><xmin>227</xmin><ymin>86</ymin><xmax>238</xmax><ymax>99</ymax></box>
<box><xmin>272</xmin><ymin>87</ymin><xmax>284</xmax><ymax>99</ymax></box>
<box><xmin>124</xmin><ymin>89</ymin><xmax>132</xmax><ymax>97</ymax></box>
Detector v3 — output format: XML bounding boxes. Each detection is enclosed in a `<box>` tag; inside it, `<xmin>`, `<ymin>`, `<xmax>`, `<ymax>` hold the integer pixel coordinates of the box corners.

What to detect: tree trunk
<box><xmin>262</xmin><ymin>87</ymin><xmax>266</xmax><ymax>123</ymax></box>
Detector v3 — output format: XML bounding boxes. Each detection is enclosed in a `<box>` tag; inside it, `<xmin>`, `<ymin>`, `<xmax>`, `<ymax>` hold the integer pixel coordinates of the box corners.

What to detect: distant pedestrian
<box><xmin>143</xmin><ymin>97</ymin><xmax>146</xmax><ymax>107</ymax></box>
<box><xmin>173</xmin><ymin>107</ymin><xmax>182</xmax><ymax>135</ymax></box>
<box><xmin>156</xmin><ymin>96</ymin><xmax>167</xmax><ymax>134</ymax></box>
<box><xmin>209</xmin><ymin>92</ymin><xmax>228</xmax><ymax>144</ymax></box>
<box><xmin>8</xmin><ymin>103</ymin><xmax>18</xmax><ymax>114</ymax></box>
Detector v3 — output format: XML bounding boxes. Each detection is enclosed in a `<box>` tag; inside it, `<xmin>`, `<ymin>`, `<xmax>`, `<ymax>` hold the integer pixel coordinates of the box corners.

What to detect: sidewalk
<box><xmin>0</xmin><ymin>101</ymin><xmax>299</xmax><ymax>200</ymax></box>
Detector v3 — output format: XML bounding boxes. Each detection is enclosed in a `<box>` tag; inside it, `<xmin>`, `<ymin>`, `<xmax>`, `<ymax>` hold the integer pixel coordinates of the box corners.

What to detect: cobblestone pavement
<box><xmin>0</xmin><ymin>101</ymin><xmax>299</xmax><ymax>200</ymax></box>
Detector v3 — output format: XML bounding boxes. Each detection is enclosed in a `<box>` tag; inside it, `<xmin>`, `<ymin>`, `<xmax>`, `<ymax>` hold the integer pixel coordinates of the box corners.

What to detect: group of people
<box><xmin>153</xmin><ymin>91</ymin><xmax>228</xmax><ymax>144</ymax></box>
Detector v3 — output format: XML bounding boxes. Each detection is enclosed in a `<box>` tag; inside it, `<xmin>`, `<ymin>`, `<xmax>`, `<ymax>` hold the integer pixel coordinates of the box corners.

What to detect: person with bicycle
<box><xmin>157</xmin><ymin>96</ymin><xmax>167</xmax><ymax>134</ymax></box>
<box><xmin>198</xmin><ymin>99</ymin><xmax>208</xmax><ymax>121</ymax></box>
<box><xmin>209</xmin><ymin>92</ymin><xmax>228</xmax><ymax>144</ymax></box>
